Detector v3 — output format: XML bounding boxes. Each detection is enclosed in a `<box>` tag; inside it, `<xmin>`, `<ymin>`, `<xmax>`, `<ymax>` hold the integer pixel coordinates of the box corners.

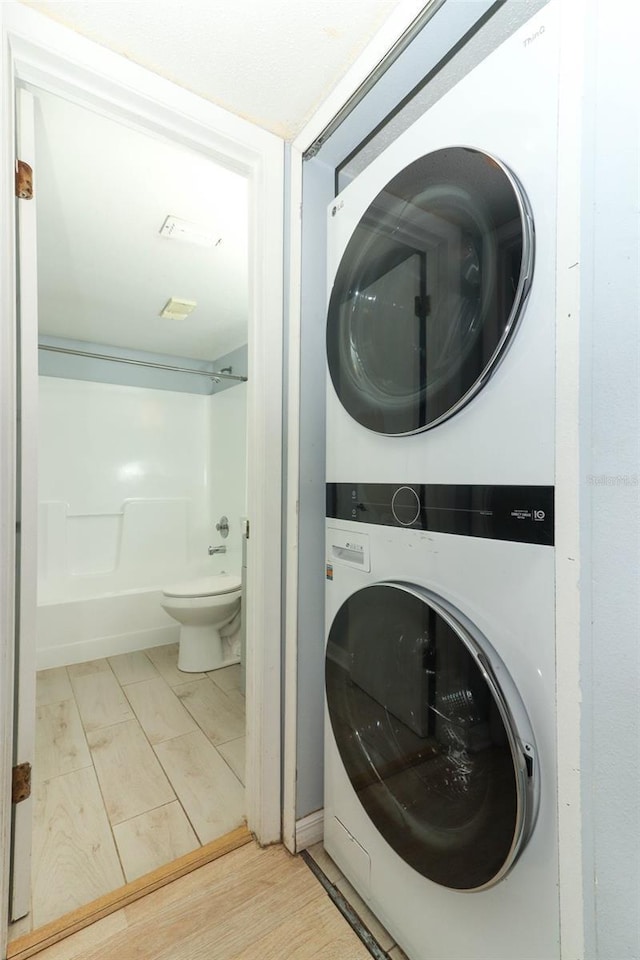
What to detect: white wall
<box><xmin>578</xmin><ymin>4</ymin><xmax>640</xmax><ymax>956</ymax></box>
<box><xmin>293</xmin><ymin>155</ymin><xmax>333</xmax><ymax>820</ymax></box>
<box><xmin>38</xmin><ymin>376</ymin><xmax>212</xmax><ymax>602</ymax></box>
<box><xmin>208</xmin><ymin>381</ymin><xmax>248</xmax><ymax>574</ymax></box>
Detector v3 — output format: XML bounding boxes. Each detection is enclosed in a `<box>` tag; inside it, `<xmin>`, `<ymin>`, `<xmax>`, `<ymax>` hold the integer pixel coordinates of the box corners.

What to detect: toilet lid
<box><xmin>163</xmin><ymin>574</ymin><xmax>241</xmax><ymax>599</ymax></box>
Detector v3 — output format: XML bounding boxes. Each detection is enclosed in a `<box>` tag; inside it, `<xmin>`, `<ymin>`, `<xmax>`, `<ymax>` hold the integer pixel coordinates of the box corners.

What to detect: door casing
<box><xmin>0</xmin><ymin>4</ymin><xmax>285</xmax><ymax>949</ymax></box>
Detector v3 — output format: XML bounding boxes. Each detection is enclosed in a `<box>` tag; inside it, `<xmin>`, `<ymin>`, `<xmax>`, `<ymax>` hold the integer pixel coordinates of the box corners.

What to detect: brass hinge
<box><xmin>12</xmin><ymin>763</ymin><xmax>31</xmax><ymax>804</ymax></box>
<box><xmin>15</xmin><ymin>160</ymin><xmax>33</xmax><ymax>199</ymax></box>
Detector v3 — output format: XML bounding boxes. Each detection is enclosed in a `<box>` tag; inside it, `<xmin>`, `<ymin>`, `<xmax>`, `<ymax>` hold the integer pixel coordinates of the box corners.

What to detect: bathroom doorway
<box><xmin>8</xmin><ymin>67</ymin><xmax>276</xmax><ymax>944</ymax></box>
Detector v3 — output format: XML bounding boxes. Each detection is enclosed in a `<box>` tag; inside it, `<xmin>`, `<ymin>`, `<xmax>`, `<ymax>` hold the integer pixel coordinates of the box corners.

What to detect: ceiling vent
<box><xmin>159</xmin><ymin>215</ymin><xmax>221</xmax><ymax>247</ymax></box>
<box><xmin>159</xmin><ymin>297</ymin><xmax>197</xmax><ymax>320</ymax></box>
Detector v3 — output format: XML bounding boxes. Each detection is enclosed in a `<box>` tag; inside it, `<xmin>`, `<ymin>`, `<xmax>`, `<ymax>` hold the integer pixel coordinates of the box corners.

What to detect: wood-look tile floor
<box><xmin>22</xmin><ymin>842</ymin><xmax>376</xmax><ymax>960</ymax></box>
<box><xmin>13</xmin><ymin>646</ymin><xmax>246</xmax><ymax>936</ymax></box>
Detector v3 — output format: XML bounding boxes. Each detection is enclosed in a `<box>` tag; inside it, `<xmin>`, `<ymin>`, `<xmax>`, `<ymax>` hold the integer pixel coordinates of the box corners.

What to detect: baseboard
<box><xmin>36</xmin><ymin>624</ymin><xmax>179</xmax><ymax>670</ymax></box>
<box><xmin>295</xmin><ymin>809</ymin><xmax>324</xmax><ymax>851</ymax></box>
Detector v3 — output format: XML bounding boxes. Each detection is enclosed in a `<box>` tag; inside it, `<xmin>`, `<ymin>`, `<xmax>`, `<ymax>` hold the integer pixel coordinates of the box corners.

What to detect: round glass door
<box><xmin>325</xmin><ymin>583</ymin><xmax>537</xmax><ymax>891</ymax></box>
<box><xmin>326</xmin><ymin>147</ymin><xmax>533</xmax><ymax>435</ymax></box>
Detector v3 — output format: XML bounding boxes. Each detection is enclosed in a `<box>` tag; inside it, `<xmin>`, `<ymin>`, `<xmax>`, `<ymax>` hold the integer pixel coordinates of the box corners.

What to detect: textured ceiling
<box><xmin>22</xmin><ymin>0</ymin><xmax>412</xmax><ymax>139</ymax></box>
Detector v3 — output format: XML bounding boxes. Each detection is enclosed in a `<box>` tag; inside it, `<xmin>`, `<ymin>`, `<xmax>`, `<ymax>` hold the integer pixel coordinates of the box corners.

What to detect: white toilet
<box><xmin>161</xmin><ymin>574</ymin><xmax>242</xmax><ymax>673</ymax></box>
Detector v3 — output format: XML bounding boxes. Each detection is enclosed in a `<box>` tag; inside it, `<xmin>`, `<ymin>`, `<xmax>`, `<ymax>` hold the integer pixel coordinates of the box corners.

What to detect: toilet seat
<box><xmin>162</xmin><ymin>574</ymin><xmax>241</xmax><ymax>599</ymax></box>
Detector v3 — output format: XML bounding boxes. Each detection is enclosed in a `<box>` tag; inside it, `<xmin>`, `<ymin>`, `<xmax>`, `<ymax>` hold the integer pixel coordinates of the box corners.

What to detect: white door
<box><xmin>10</xmin><ymin>86</ymin><xmax>39</xmax><ymax>922</ymax></box>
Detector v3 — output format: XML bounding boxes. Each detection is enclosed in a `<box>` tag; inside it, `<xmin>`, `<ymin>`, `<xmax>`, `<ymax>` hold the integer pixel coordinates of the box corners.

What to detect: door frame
<box><xmin>0</xmin><ymin>3</ymin><xmax>284</xmax><ymax>948</ymax></box>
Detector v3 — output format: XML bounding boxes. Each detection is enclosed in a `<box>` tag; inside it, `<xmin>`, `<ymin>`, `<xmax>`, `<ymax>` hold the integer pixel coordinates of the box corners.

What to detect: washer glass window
<box><xmin>326</xmin><ymin>147</ymin><xmax>533</xmax><ymax>434</ymax></box>
<box><xmin>326</xmin><ymin>583</ymin><xmax>532</xmax><ymax>890</ymax></box>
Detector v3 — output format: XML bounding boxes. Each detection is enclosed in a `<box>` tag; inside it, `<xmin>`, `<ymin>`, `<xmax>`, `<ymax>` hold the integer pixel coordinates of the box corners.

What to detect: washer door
<box><xmin>325</xmin><ymin>582</ymin><xmax>538</xmax><ymax>891</ymax></box>
<box><xmin>326</xmin><ymin>147</ymin><xmax>533</xmax><ymax>435</ymax></box>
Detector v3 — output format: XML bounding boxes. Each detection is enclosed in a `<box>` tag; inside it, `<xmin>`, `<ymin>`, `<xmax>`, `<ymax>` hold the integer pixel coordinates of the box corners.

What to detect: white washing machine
<box><xmin>326</xmin><ymin>4</ymin><xmax>559</xmax><ymax>484</ymax></box>
<box><xmin>324</xmin><ymin>482</ymin><xmax>558</xmax><ymax>960</ymax></box>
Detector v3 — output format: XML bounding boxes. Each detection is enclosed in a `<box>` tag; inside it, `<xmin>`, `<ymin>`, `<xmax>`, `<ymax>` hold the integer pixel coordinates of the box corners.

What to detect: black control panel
<box><xmin>326</xmin><ymin>483</ymin><xmax>554</xmax><ymax>546</ymax></box>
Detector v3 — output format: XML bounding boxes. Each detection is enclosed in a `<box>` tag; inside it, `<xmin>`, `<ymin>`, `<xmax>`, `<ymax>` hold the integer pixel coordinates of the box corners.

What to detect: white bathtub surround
<box><xmin>36</xmin><ymin>588</ymin><xmax>179</xmax><ymax>670</ymax></box>
<box><xmin>38</xmin><ymin>376</ymin><xmax>212</xmax><ymax>597</ymax></box>
<box><xmin>37</xmin><ymin>376</ymin><xmax>248</xmax><ymax>667</ymax></box>
<box><xmin>208</xmin><ymin>383</ymin><xmax>248</xmax><ymax>575</ymax></box>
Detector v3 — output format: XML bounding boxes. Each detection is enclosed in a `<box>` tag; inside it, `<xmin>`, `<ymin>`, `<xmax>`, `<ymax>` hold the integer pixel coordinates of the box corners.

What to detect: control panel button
<box><xmin>391</xmin><ymin>486</ymin><xmax>420</xmax><ymax>526</ymax></box>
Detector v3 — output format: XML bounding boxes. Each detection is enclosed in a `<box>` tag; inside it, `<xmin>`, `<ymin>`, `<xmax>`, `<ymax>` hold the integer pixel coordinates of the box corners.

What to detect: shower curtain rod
<box><xmin>38</xmin><ymin>343</ymin><xmax>248</xmax><ymax>382</ymax></box>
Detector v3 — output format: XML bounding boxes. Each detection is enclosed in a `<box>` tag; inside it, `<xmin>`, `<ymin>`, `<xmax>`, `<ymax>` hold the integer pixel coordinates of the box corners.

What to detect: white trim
<box><xmin>555</xmin><ymin>1</ymin><xmax>586</xmax><ymax>957</ymax></box>
<box><xmin>0</xmin><ymin>9</ymin><xmax>19</xmax><ymax>952</ymax></box>
<box><xmin>295</xmin><ymin>809</ymin><xmax>324</xmax><ymax>852</ymax></box>
<box><xmin>36</xmin><ymin>627</ymin><xmax>178</xmax><ymax>672</ymax></box>
<box><xmin>282</xmin><ymin>144</ymin><xmax>304</xmax><ymax>855</ymax></box>
<box><xmin>243</xmin><ymin>126</ymin><xmax>284</xmax><ymax>845</ymax></box>
<box><xmin>282</xmin><ymin>0</ymin><xmax>431</xmax><ymax>858</ymax></box>
<box><xmin>10</xmin><ymin>86</ymin><xmax>38</xmax><ymax>923</ymax></box>
<box><xmin>0</xmin><ymin>2</ymin><xmax>284</xmax><ymax>946</ymax></box>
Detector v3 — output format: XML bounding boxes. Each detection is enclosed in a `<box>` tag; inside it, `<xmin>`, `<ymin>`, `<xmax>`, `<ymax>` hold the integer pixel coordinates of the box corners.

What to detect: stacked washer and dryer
<box><xmin>323</xmin><ymin>6</ymin><xmax>561</xmax><ymax>960</ymax></box>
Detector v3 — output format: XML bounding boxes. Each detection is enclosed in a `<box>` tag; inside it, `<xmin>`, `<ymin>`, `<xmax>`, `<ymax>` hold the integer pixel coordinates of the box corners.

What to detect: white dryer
<box><xmin>324</xmin><ymin>482</ymin><xmax>558</xmax><ymax>960</ymax></box>
<box><xmin>326</xmin><ymin>4</ymin><xmax>559</xmax><ymax>484</ymax></box>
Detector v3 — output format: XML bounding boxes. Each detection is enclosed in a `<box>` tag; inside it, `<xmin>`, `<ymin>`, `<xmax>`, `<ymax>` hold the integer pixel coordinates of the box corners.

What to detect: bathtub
<box><xmin>36</xmin><ymin>497</ymin><xmax>240</xmax><ymax>669</ymax></box>
<box><xmin>36</xmin><ymin>586</ymin><xmax>180</xmax><ymax>670</ymax></box>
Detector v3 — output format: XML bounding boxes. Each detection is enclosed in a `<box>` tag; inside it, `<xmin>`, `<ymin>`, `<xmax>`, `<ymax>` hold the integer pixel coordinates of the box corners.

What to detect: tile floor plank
<box><xmin>32</xmin><ymin>767</ymin><xmax>125</xmax><ymax>928</ymax></box>
<box><xmin>35</xmin><ymin>700</ymin><xmax>92</xmax><ymax>783</ymax></box>
<box><xmin>154</xmin><ymin>730</ymin><xmax>244</xmax><ymax>844</ymax></box>
<box><xmin>145</xmin><ymin>644</ymin><xmax>205</xmax><ymax>687</ymax></box>
<box><xmin>173</xmin><ymin>677</ymin><xmax>245</xmax><ymax>745</ymax></box>
<box><xmin>207</xmin><ymin>662</ymin><xmax>242</xmax><ymax>694</ymax></box>
<box><xmin>217</xmin><ymin>736</ymin><xmax>246</xmax><ymax>785</ymax></box>
<box><xmin>66</xmin><ymin>659</ymin><xmax>111</xmax><ymax>678</ymax></box>
<box><xmin>112</xmin><ymin>801</ymin><xmax>200</xmax><ymax>883</ymax></box>
<box><xmin>123</xmin><ymin>676</ymin><xmax>198</xmax><ymax>744</ymax></box>
<box><xmin>218</xmin><ymin>685</ymin><xmax>246</xmax><ymax>713</ymax></box>
<box><xmin>107</xmin><ymin>651</ymin><xmax>158</xmax><ymax>686</ymax></box>
<box><xmin>25</xmin><ymin>641</ymin><xmax>249</xmax><ymax>939</ymax></box>
<box><xmin>70</xmin><ymin>669</ymin><xmax>134</xmax><ymax>733</ymax></box>
<box><xmin>87</xmin><ymin>719</ymin><xmax>176</xmax><ymax>824</ymax></box>
<box><xmin>36</xmin><ymin>667</ymin><xmax>73</xmax><ymax>707</ymax></box>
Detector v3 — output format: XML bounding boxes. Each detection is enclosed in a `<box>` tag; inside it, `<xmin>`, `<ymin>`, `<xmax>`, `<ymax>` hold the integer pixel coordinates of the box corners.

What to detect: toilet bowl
<box><xmin>161</xmin><ymin>574</ymin><xmax>242</xmax><ymax>673</ymax></box>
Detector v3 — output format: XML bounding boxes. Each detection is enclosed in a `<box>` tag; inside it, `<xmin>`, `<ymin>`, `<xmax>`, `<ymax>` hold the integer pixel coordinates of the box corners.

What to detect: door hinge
<box><xmin>12</xmin><ymin>763</ymin><xmax>31</xmax><ymax>804</ymax></box>
<box><xmin>15</xmin><ymin>160</ymin><xmax>33</xmax><ymax>199</ymax></box>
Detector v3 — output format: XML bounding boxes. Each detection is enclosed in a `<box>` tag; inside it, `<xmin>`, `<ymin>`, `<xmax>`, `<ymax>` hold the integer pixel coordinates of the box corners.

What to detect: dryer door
<box><xmin>325</xmin><ymin>582</ymin><xmax>538</xmax><ymax>891</ymax></box>
<box><xmin>326</xmin><ymin>147</ymin><xmax>533</xmax><ymax>435</ymax></box>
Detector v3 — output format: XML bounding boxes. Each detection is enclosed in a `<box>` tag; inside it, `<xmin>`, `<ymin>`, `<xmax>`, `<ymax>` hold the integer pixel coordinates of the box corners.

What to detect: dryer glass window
<box><xmin>326</xmin><ymin>147</ymin><xmax>533</xmax><ymax>434</ymax></box>
<box><xmin>326</xmin><ymin>583</ymin><xmax>527</xmax><ymax>890</ymax></box>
